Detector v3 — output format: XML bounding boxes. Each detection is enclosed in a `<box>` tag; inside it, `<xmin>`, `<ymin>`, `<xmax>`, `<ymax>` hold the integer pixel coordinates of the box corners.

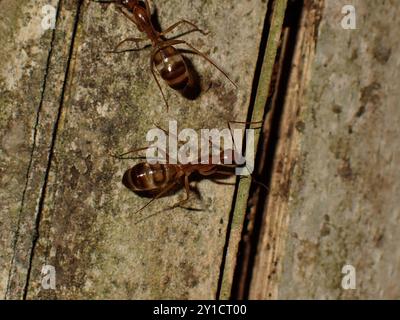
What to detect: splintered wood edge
<box><xmin>218</xmin><ymin>0</ymin><xmax>288</xmax><ymax>300</ymax></box>
<box><xmin>249</xmin><ymin>0</ymin><xmax>325</xmax><ymax>299</ymax></box>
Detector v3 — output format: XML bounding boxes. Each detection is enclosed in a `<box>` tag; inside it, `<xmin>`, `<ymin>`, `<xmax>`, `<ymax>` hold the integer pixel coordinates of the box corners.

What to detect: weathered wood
<box><xmin>0</xmin><ymin>0</ymin><xmax>78</xmax><ymax>299</ymax></box>
<box><xmin>0</xmin><ymin>0</ymin><xmax>268</xmax><ymax>299</ymax></box>
<box><xmin>249</xmin><ymin>0</ymin><xmax>400</xmax><ymax>299</ymax></box>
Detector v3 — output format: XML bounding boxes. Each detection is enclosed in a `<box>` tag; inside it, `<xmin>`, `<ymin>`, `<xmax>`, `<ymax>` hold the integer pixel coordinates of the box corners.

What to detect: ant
<box><xmin>93</xmin><ymin>0</ymin><xmax>237</xmax><ymax>110</ymax></box>
<box><xmin>112</xmin><ymin>122</ymin><xmax>263</xmax><ymax>216</ymax></box>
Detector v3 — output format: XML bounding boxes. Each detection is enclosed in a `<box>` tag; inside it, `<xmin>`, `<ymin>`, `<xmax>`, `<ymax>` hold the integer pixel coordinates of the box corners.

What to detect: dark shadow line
<box><xmin>230</xmin><ymin>0</ymin><xmax>305</xmax><ymax>299</ymax></box>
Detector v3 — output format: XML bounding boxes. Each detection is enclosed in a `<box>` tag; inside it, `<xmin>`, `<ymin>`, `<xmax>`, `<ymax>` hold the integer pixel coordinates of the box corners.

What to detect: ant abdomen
<box><xmin>154</xmin><ymin>46</ymin><xmax>193</xmax><ymax>92</ymax></box>
<box><xmin>122</xmin><ymin>162</ymin><xmax>178</xmax><ymax>194</ymax></box>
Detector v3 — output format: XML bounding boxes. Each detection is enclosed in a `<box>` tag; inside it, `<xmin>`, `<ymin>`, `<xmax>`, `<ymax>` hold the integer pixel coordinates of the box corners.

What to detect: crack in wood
<box><xmin>22</xmin><ymin>0</ymin><xmax>84</xmax><ymax>299</ymax></box>
<box><xmin>5</xmin><ymin>1</ymin><xmax>62</xmax><ymax>300</ymax></box>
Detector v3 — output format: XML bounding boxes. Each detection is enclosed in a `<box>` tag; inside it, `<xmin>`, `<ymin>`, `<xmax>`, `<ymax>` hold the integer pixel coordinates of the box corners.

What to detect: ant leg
<box><xmin>211</xmin><ymin>178</ymin><xmax>236</xmax><ymax>186</ymax></box>
<box><xmin>110</xmin><ymin>146</ymin><xmax>154</xmax><ymax>159</ymax></box>
<box><xmin>206</xmin><ymin>168</ymin><xmax>268</xmax><ymax>189</ymax></box>
<box><xmin>132</xmin><ymin>180</ymin><xmax>180</xmax><ymax>215</ymax></box>
<box><xmin>152</xmin><ymin>123</ymin><xmax>169</xmax><ymax>136</ymax></box>
<box><xmin>170</xmin><ymin>175</ymin><xmax>191</xmax><ymax>209</ymax></box>
<box><xmin>200</xmin><ymin>167</ymin><xmax>236</xmax><ymax>177</ymax></box>
<box><xmin>198</xmin><ymin>168</ymin><xmax>236</xmax><ymax>185</ymax></box>
<box><xmin>111</xmin><ymin>146</ymin><xmax>168</xmax><ymax>161</ymax></box>
<box><xmin>158</xmin><ymin>39</ymin><xmax>237</xmax><ymax>88</ymax></box>
<box><xmin>115</xmin><ymin>123</ymin><xmax>181</xmax><ymax>163</ymax></box>
<box><xmin>159</xmin><ymin>20</ymin><xmax>209</xmax><ymax>37</ymax></box>
<box><xmin>198</xmin><ymin>168</ymin><xmax>218</xmax><ymax>176</ymax></box>
<box><xmin>150</xmin><ymin>49</ymin><xmax>170</xmax><ymax>111</ymax></box>
<box><xmin>109</xmin><ymin>37</ymin><xmax>149</xmax><ymax>53</ymax></box>
<box><xmin>211</xmin><ymin>173</ymin><xmax>267</xmax><ymax>189</ymax></box>
<box><xmin>111</xmin><ymin>145</ymin><xmax>172</xmax><ymax>163</ymax></box>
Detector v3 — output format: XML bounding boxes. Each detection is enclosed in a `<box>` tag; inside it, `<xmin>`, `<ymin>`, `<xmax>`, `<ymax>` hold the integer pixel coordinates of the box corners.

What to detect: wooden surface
<box><xmin>0</xmin><ymin>0</ymin><xmax>268</xmax><ymax>299</ymax></box>
<box><xmin>249</xmin><ymin>0</ymin><xmax>400</xmax><ymax>299</ymax></box>
<box><xmin>3</xmin><ymin>0</ymin><xmax>398</xmax><ymax>301</ymax></box>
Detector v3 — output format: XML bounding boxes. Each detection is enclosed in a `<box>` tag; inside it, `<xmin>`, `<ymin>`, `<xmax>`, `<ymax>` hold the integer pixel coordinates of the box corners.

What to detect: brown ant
<box><xmin>112</xmin><ymin>122</ymin><xmax>263</xmax><ymax>215</ymax></box>
<box><xmin>93</xmin><ymin>0</ymin><xmax>237</xmax><ymax>110</ymax></box>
